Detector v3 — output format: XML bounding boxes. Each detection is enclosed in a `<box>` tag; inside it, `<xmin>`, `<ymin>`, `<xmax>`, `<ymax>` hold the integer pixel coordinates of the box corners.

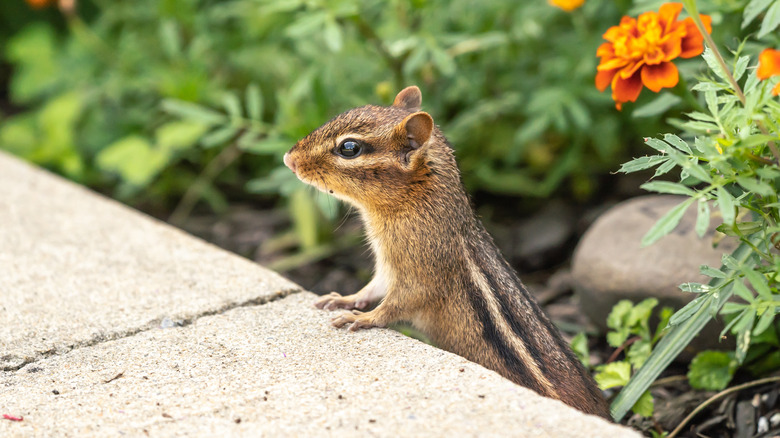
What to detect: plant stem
<box><xmin>605</xmin><ymin>336</ymin><xmax>642</xmax><ymax>364</ymax></box>
<box><xmin>347</xmin><ymin>15</ymin><xmax>406</xmax><ymax>92</ymax></box>
<box><xmin>650</xmin><ymin>375</ymin><xmax>688</xmax><ymax>387</ymax></box>
<box><xmin>168</xmin><ymin>142</ymin><xmax>243</xmax><ymax>227</ymax></box>
<box><xmin>667</xmin><ymin>375</ymin><xmax>780</xmax><ymax>438</ymax></box>
<box><xmin>681</xmin><ymin>0</ymin><xmax>780</xmax><ymax>164</ymax></box>
<box><xmin>681</xmin><ymin>1</ymin><xmax>745</xmax><ymax>104</ymax></box>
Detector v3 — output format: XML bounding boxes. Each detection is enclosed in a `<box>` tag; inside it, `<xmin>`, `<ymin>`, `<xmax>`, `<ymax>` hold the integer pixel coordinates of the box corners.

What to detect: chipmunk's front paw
<box><xmin>314</xmin><ymin>292</ymin><xmax>369</xmax><ymax>311</ymax></box>
<box><xmin>331</xmin><ymin>310</ymin><xmax>382</xmax><ymax>332</ymax></box>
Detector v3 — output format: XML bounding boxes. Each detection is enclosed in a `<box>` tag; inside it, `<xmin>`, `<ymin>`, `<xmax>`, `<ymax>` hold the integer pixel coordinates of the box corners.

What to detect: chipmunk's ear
<box><xmin>393</xmin><ymin>86</ymin><xmax>422</xmax><ymax>112</ymax></box>
<box><xmin>397</xmin><ymin>111</ymin><xmax>434</xmax><ymax>163</ymax></box>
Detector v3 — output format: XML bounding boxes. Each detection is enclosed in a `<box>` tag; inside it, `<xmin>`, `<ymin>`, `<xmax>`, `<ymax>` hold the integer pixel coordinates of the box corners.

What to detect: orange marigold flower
<box><xmin>757</xmin><ymin>48</ymin><xmax>780</xmax><ymax>96</ymax></box>
<box><xmin>25</xmin><ymin>0</ymin><xmax>54</xmax><ymax>8</ymax></box>
<box><xmin>596</xmin><ymin>3</ymin><xmax>712</xmax><ymax>110</ymax></box>
<box><xmin>549</xmin><ymin>0</ymin><xmax>585</xmax><ymax>12</ymax></box>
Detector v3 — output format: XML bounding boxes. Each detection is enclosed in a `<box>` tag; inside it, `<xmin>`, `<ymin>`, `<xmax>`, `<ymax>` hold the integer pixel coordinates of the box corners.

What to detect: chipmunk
<box><xmin>283</xmin><ymin>86</ymin><xmax>611</xmax><ymax>419</ymax></box>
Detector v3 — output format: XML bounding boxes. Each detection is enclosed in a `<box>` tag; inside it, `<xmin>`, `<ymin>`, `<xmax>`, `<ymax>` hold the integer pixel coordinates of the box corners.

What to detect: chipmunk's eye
<box><xmin>336</xmin><ymin>140</ymin><xmax>362</xmax><ymax>159</ymax></box>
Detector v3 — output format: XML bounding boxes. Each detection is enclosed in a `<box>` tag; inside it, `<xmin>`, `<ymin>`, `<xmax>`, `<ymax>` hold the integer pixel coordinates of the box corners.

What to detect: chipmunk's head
<box><xmin>284</xmin><ymin>86</ymin><xmax>454</xmax><ymax>212</ymax></box>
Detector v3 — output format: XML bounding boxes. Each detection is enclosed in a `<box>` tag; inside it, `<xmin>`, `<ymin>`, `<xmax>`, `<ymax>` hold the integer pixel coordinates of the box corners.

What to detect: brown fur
<box><xmin>284</xmin><ymin>86</ymin><xmax>611</xmax><ymax>419</ymax></box>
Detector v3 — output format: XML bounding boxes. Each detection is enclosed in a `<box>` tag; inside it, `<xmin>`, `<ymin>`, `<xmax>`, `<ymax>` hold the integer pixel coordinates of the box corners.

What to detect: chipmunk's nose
<box><xmin>283</xmin><ymin>152</ymin><xmax>296</xmax><ymax>173</ymax></box>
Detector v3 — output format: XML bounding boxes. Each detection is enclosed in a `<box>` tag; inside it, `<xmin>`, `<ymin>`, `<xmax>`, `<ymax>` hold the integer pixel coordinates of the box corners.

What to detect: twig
<box><xmin>606</xmin><ymin>336</ymin><xmax>642</xmax><ymax>364</ymax></box>
<box><xmin>168</xmin><ymin>142</ymin><xmax>243</xmax><ymax>227</ymax></box>
<box><xmin>667</xmin><ymin>375</ymin><xmax>780</xmax><ymax>438</ymax></box>
<box><xmin>103</xmin><ymin>372</ymin><xmax>124</xmax><ymax>384</ymax></box>
<box><xmin>651</xmin><ymin>375</ymin><xmax>689</xmax><ymax>387</ymax></box>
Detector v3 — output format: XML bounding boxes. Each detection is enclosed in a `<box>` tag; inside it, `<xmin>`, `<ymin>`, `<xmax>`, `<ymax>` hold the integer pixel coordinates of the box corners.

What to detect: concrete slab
<box><xmin>0</xmin><ymin>152</ymin><xmax>301</xmax><ymax>370</ymax></box>
<box><xmin>0</xmin><ymin>293</ymin><xmax>638</xmax><ymax>437</ymax></box>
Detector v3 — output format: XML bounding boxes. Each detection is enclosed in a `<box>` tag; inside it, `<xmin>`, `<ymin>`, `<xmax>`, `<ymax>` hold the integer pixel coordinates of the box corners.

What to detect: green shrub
<box><xmin>2</xmin><ymin>0</ymin><xmax>662</xmax><ymax>247</ymax></box>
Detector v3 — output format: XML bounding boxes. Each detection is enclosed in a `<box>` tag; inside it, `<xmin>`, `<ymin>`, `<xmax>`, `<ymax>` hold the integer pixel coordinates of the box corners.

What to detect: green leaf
<box><xmin>285</xmin><ymin>11</ymin><xmax>328</xmax><ymax>37</ymax></box>
<box><xmin>632</xmin><ymin>390</ymin><xmax>654</xmax><ymax>417</ymax></box>
<box><xmin>716</xmin><ymin>221</ymin><xmax>762</xmax><ymax>237</ymax></box>
<box><xmin>758</xmin><ymin>0</ymin><xmax>780</xmax><ymax>38</ymax></box>
<box><xmin>743</xmin><ymin>0</ymin><xmax>774</xmax><ymax>28</ymax></box>
<box><xmin>664</xmin><ymin>134</ymin><xmax>692</xmax><ymax>154</ymax></box>
<box><xmin>607</xmin><ymin>300</ymin><xmax>633</xmax><ymax>330</ymax></box>
<box><xmin>431</xmin><ymin>46</ymin><xmax>456</xmax><ymax>76</ymax></box>
<box><xmin>717</xmin><ymin>186</ymin><xmax>735</xmax><ymax>226</ymax></box>
<box><xmin>570</xmin><ymin>333</ymin><xmax>590</xmax><ymax>368</ymax></box>
<box><xmin>161</xmin><ymin>99</ymin><xmax>226</xmax><ymax>125</ymax></box>
<box><xmin>721</xmin><ymin>302</ymin><xmax>749</xmax><ymax>315</ymax></box>
<box><xmin>669</xmin><ymin>295</ymin><xmax>705</xmax><ymax>326</ymax></box>
<box><xmin>644</xmin><ymin>137</ymin><xmax>670</xmax><ymax>153</ymax></box>
<box><xmin>679</xmin><ymin>282</ymin><xmax>710</xmax><ymax>293</ymax></box>
<box><xmin>632</xmin><ymin>93</ymin><xmax>681</xmax><ymax>118</ymax></box>
<box><xmin>244</xmin><ymin>139</ymin><xmax>292</xmax><ymax>158</ymax></box>
<box><xmin>653</xmin><ymin>307</ymin><xmax>674</xmax><ymax>342</ymax></box>
<box><xmin>686</xmin><ymin>111</ymin><xmax>716</xmax><ymax>122</ymax></box>
<box><xmin>681</xmin><ymin>120</ymin><xmax>721</xmax><ymax>134</ymax></box>
<box><xmin>628</xmin><ymin>298</ymin><xmax>659</xmax><ymax>328</ymax></box>
<box><xmin>617</xmin><ymin>155</ymin><xmax>667</xmax><ymax>173</ymax></box>
<box><xmin>5</xmin><ymin>24</ymin><xmax>59</xmax><ymax>103</ymax></box>
<box><xmin>200</xmin><ymin>127</ymin><xmax>239</xmax><ymax>148</ymax></box>
<box><xmin>96</xmin><ymin>136</ymin><xmax>167</xmax><ymax>186</ymax></box>
<box><xmin>640</xmin><ymin>181</ymin><xmax>696</xmax><ymax>196</ymax></box>
<box><xmin>703</xmin><ymin>48</ymin><xmax>729</xmax><ymax>81</ymax></box>
<box><xmin>732</xmin><ymin>280</ymin><xmax>756</xmax><ymax>303</ymax></box>
<box><xmin>734</xmin><ymin>56</ymin><xmax>750</xmax><ymax>81</ymax></box>
<box><xmin>246</xmin><ymin>83</ymin><xmax>263</xmax><ymax>121</ymax></box>
<box><xmin>731</xmin><ymin>308</ymin><xmax>756</xmax><ymax>335</ymax></box>
<box><xmin>323</xmin><ymin>17</ymin><xmax>343</xmax><ymax>52</ymax></box>
<box><xmin>722</xmin><ymin>253</ymin><xmax>741</xmax><ymax>271</ymax></box>
<box><xmin>680</xmin><ymin>157</ymin><xmax>712</xmax><ymax>183</ymax></box>
<box><xmin>595</xmin><ymin>362</ymin><xmax>631</xmax><ymax>389</ymax></box>
<box><xmin>627</xmin><ymin>339</ymin><xmax>653</xmax><ymax>369</ymax></box>
<box><xmin>695</xmin><ymin>199</ymin><xmax>710</xmax><ymax>238</ymax></box>
<box><xmin>700</xmin><ymin>265</ymin><xmax>726</xmax><ymax>279</ymax></box>
<box><xmin>687</xmin><ymin>351</ymin><xmax>737</xmax><ymax>390</ymax></box>
<box><xmin>641</xmin><ymin>198</ymin><xmax>695</xmax><ymax>247</ymax></box>
<box><xmin>607</xmin><ymin>328</ymin><xmax>631</xmax><ymax>348</ymax></box>
<box><xmin>155</xmin><ymin>121</ymin><xmax>209</xmax><ymax>153</ymax></box>
<box><xmin>736</xmin><ymin>176</ymin><xmax>775</xmax><ymax>197</ymax></box>
<box><xmin>753</xmin><ymin>308</ymin><xmax>776</xmax><ymax>336</ymax></box>
<box><xmin>223</xmin><ymin>92</ymin><xmax>243</xmax><ymax>120</ymax></box>
<box><xmin>736</xmin><ymin>322</ymin><xmax>754</xmax><ymax>364</ymax></box>
<box><xmin>742</xmin><ymin>267</ymin><xmax>773</xmax><ymax>300</ymax></box>
<box><xmin>654</xmin><ymin>159</ymin><xmax>677</xmax><ymax>177</ymax></box>
<box><xmin>706</xmin><ymin>90</ymin><xmax>719</xmax><ymax>118</ymax></box>
<box><xmin>290</xmin><ymin>188</ymin><xmax>320</xmax><ymax>249</ymax></box>
<box><xmin>737</xmin><ymin>134</ymin><xmax>778</xmax><ymax>149</ymax></box>
<box><xmin>159</xmin><ymin>20</ymin><xmax>182</xmax><ymax>59</ymax></box>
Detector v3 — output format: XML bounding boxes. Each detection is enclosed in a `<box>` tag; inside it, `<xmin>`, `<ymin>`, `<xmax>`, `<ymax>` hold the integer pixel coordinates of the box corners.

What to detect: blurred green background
<box><xmin>0</xmin><ymin>0</ymin><xmax>737</xmax><ymax>258</ymax></box>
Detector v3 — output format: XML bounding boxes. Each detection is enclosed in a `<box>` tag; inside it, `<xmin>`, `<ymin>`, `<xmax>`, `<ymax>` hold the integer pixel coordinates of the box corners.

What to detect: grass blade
<box><xmin>610</xmin><ymin>238</ymin><xmax>758</xmax><ymax>421</ymax></box>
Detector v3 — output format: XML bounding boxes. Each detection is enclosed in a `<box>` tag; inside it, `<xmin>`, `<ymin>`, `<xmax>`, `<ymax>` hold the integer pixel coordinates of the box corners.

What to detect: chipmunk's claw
<box><xmin>315</xmin><ymin>292</ymin><xmax>347</xmax><ymax>310</ymax></box>
<box><xmin>331</xmin><ymin>310</ymin><xmax>360</xmax><ymax>328</ymax></box>
<box><xmin>331</xmin><ymin>310</ymin><xmax>379</xmax><ymax>331</ymax></box>
<box><xmin>315</xmin><ymin>292</ymin><xmax>369</xmax><ymax>311</ymax></box>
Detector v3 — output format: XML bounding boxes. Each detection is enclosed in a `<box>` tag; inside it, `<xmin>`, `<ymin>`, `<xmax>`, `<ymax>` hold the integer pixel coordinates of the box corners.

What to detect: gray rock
<box><xmin>572</xmin><ymin>195</ymin><xmax>737</xmax><ymax>353</ymax></box>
